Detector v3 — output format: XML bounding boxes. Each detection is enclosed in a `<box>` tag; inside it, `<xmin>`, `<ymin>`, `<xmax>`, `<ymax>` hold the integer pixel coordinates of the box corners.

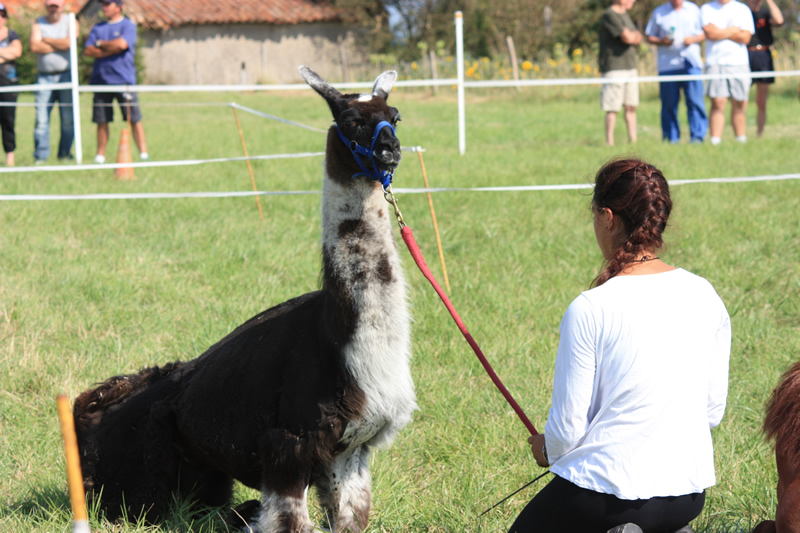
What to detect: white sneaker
<box><xmin>140</xmin><ymin>152</ymin><xmax>150</xmax><ymax>161</ymax></box>
<box><xmin>94</xmin><ymin>154</ymin><xmax>106</xmax><ymax>164</ymax></box>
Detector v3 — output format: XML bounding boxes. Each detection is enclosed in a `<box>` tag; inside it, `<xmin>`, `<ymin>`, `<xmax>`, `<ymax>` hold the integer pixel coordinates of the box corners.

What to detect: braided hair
<box><xmin>592</xmin><ymin>158</ymin><xmax>672</xmax><ymax>287</ymax></box>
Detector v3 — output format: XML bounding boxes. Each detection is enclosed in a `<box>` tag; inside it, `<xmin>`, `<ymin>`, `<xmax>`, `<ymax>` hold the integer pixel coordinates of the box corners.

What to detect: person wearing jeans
<box><xmin>30</xmin><ymin>0</ymin><xmax>77</xmax><ymax>163</ymax></box>
<box><xmin>646</xmin><ymin>0</ymin><xmax>708</xmax><ymax>143</ymax></box>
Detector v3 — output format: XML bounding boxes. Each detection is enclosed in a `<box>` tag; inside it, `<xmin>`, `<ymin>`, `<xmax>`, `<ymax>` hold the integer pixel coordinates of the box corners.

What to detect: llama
<box><xmin>72</xmin><ymin>65</ymin><xmax>416</xmax><ymax>533</ymax></box>
<box><xmin>752</xmin><ymin>361</ymin><xmax>800</xmax><ymax>533</ymax></box>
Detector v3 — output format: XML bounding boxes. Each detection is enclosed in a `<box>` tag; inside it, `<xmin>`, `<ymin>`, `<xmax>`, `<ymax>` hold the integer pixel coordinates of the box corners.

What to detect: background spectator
<box><xmin>645</xmin><ymin>0</ymin><xmax>707</xmax><ymax>144</ymax></box>
<box><xmin>598</xmin><ymin>0</ymin><xmax>642</xmax><ymax>147</ymax></box>
<box><xmin>747</xmin><ymin>0</ymin><xmax>784</xmax><ymax>137</ymax></box>
<box><xmin>30</xmin><ymin>0</ymin><xmax>79</xmax><ymax>163</ymax></box>
<box><xmin>0</xmin><ymin>1</ymin><xmax>21</xmax><ymax>167</ymax></box>
<box><xmin>84</xmin><ymin>0</ymin><xmax>148</xmax><ymax>164</ymax></box>
<box><xmin>701</xmin><ymin>0</ymin><xmax>755</xmax><ymax>145</ymax></box>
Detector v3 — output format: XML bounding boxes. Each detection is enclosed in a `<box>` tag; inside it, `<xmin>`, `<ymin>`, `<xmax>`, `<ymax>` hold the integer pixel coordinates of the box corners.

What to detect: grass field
<box><xmin>1</xmin><ymin>79</ymin><xmax>799</xmax><ymax>532</ymax></box>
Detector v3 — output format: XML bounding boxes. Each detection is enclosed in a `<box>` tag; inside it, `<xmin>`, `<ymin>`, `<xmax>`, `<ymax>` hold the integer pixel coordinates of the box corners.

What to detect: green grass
<box><xmin>1</xmin><ymin>81</ymin><xmax>799</xmax><ymax>532</ymax></box>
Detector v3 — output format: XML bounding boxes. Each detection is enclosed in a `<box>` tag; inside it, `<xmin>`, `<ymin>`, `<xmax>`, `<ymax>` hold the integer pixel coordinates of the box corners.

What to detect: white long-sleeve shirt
<box><xmin>545</xmin><ymin>268</ymin><xmax>731</xmax><ymax>500</ymax></box>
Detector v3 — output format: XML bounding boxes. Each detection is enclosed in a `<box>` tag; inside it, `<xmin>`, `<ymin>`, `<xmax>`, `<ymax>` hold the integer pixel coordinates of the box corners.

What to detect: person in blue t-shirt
<box><xmin>84</xmin><ymin>0</ymin><xmax>148</xmax><ymax>163</ymax></box>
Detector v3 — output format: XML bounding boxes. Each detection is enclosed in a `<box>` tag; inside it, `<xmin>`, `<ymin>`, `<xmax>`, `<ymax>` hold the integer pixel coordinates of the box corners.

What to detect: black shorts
<box><xmin>92</xmin><ymin>92</ymin><xmax>143</xmax><ymax>124</ymax></box>
<box><xmin>748</xmin><ymin>49</ymin><xmax>775</xmax><ymax>84</ymax></box>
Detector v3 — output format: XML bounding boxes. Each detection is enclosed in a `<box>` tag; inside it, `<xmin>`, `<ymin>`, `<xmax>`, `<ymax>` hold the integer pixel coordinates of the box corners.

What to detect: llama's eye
<box><xmin>391</xmin><ymin>114</ymin><xmax>401</xmax><ymax>127</ymax></box>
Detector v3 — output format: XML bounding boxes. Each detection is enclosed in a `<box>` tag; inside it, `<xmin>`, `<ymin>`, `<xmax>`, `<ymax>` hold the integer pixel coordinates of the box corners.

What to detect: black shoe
<box><xmin>607</xmin><ymin>525</ymin><xmax>644</xmax><ymax>533</ymax></box>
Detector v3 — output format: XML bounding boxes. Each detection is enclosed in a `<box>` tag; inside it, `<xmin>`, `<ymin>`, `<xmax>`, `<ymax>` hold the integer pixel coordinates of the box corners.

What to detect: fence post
<box><xmin>455</xmin><ymin>11</ymin><xmax>465</xmax><ymax>156</ymax></box>
<box><xmin>68</xmin><ymin>13</ymin><xmax>83</xmax><ymax>164</ymax></box>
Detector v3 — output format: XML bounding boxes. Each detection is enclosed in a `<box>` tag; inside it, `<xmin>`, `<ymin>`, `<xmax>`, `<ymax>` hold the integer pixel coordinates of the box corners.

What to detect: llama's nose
<box><xmin>375</xmin><ymin>148</ymin><xmax>401</xmax><ymax>166</ymax></box>
<box><xmin>374</xmin><ymin>129</ymin><xmax>401</xmax><ymax>166</ymax></box>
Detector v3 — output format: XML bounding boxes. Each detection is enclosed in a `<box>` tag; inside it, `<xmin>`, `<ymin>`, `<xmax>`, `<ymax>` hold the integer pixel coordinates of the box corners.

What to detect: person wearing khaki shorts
<box><xmin>601</xmin><ymin>68</ymin><xmax>640</xmax><ymax>117</ymax></box>
<box><xmin>599</xmin><ymin>0</ymin><xmax>642</xmax><ymax>146</ymax></box>
<box><xmin>701</xmin><ymin>0</ymin><xmax>755</xmax><ymax>144</ymax></box>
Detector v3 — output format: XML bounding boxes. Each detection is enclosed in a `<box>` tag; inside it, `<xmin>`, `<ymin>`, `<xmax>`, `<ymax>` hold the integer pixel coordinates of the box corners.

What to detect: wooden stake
<box><xmin>429</xmin><ymin>49</ymin><xmax>438</xmax><ymax>96</ymax></box>
<box><xmin>57</xmin><ymin>394</ymin><xmax>91</xmax><ymax>533</ymax></box>
<box><xmin>232</xmin><ymin>106</ymin><xmax>265</xmax><ymax>221</ymax></box>
<box><xmin>417</xmin><ymin>149</ymin><xmax>451</xmax><ymax>293</ymax></box>
<box><xmin>114</xmin><ymin>94</ymin><xmax>135</xmax><ymax>180</ymax></box>
<box><xmin>506</xmin><ymin>36</ymin><xmax>520</xmax><ymax>92</ymax></box>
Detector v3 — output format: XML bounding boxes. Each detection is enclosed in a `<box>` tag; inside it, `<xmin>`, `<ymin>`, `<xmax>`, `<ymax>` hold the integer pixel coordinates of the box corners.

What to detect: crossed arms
<box><xmin>84</xmin><ymin>36</ymin><xmax>129</xmax><ymax>59</ymax></box>
<box><xmin>30</xmin><ymin>19</ymin><xmax>80</xmax><ymax>54</ymax></box>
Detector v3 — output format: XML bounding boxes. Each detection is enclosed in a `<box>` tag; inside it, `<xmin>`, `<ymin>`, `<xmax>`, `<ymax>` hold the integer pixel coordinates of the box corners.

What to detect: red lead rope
<box><xmin>401</xmin><ymin>226</ymin><xmax>539</xmax><ymax>436</ymax></box>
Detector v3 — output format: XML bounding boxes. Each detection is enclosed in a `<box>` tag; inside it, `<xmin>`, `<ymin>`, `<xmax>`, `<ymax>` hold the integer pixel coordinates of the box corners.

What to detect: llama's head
<box><xmin>299</xmin><ymin>65</ymin><xmax>402</xmax><ymax>187</ymax></box>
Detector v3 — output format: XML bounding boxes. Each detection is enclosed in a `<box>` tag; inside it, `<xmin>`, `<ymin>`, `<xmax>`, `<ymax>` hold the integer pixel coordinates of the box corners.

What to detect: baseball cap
<box><xmin>45</xmin><ymin>0</ymin><xmax>64</xmax><ymax>7</ymax></box>
<box><xmin>0</xmin><ymin>3</ymin><xmax>6</xmax><ymax>13</ymax></box>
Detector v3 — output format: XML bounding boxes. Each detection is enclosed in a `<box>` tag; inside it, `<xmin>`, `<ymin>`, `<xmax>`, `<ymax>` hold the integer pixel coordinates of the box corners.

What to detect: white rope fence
<box><xmin>2</xmin><ymin>173</ymin><xmax>798</xmax><ymax>201</ymax></box>
<box><xmin>0</xmin><ymin>151</ymin><xmax>326</xmax><ymax>174</ymax></box>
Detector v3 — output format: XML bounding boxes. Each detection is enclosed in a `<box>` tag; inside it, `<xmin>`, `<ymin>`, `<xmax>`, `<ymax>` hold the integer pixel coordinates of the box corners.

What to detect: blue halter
<box><xmin>336</xmin><ymin>120</ymin><xmax>397</xmax><ymax>189</ymax></box>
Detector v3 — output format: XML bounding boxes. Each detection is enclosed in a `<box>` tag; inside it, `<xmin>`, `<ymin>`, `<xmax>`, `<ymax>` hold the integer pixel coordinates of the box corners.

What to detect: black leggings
<box><xmin>508</xmin><ymin>474</ymin><xmax>705</xmax><ymax>533</ymax></box>
<box><xmin>0</xmin><ymin>87</ymin><xmax>17</xmax><ymax>154</ymax></box>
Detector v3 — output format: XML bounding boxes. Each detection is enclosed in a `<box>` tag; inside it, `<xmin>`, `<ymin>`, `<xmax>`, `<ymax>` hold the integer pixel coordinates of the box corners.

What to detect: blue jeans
<box><xmin>34</xmin><ymin>71</ymin><xmax>74</xmax><ymax>161</ymax></box>
<box><xmin>659</xmin><ymin>62</ymin><xmax>707</xmax><ymax>143</ymax></box>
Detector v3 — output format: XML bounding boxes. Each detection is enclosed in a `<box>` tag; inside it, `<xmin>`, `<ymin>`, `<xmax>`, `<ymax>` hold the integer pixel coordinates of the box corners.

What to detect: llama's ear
<box><xmin>299</xmin><ymin>65</ymin><xmax>343</xmax><ymax>105</ymax></box>
<box><xmin>372</xmin><ymin>70</ymin><xmax>397</xmax><ymax>100</ymax></box>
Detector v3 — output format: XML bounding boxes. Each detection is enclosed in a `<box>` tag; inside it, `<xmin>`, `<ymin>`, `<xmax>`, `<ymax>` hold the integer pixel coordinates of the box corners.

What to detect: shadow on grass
<box><xmin>1</xmin><ymin>483</ymin><xmax>71</xmax><ymax>522</ymax></box>
<box><xmin>1</xmin><ymin>483</ymin><xmax>240</xmax><ymax>532</ymax></box>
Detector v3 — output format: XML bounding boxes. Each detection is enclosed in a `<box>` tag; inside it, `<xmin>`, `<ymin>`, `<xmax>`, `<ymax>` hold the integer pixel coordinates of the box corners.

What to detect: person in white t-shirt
<box><xmin>701</xmin><ymin>0</ymin><xmax>755</xmax><ymax>145</ymax></box>
<box><xmin>509</xmin><ymin>158</ymin><xmax>731</xmax><ymax>533</ymax></box>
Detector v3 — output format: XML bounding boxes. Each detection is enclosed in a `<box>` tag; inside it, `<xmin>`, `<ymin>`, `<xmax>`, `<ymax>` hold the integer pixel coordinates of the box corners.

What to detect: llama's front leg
<box><xmin>322</xmin><ymin>445</ymin><xmax>372</xmax><ymax>533</ymax></box>
<box><xmin>257</xmin><ymin>486</ymin><xmax>316</xmax><ymax>533</ymax></box>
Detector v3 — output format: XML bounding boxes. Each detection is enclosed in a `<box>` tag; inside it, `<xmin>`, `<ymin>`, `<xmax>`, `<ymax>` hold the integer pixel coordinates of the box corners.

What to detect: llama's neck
<box><xmin>320</xmin><ymin>152</ymin><xmax>415</xmax><ymax>441</ymax></box>
<box><xmin>320</xmin><ymin>174</ymin><xmax>408</xmax><ymax>339</ymax></box>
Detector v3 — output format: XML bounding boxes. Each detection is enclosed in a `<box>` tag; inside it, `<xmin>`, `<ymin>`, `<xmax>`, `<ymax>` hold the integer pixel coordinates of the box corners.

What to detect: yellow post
<box><xmin>232</xmin><ymin>106</ymin><xmax>265</xmax><ymax>222</ymax></box>
<box><xmin>417</xmin><ymin>148</ymin><xmax>451</xmax><ymax>293</ymax></box>
<box><xmin>57</xmin><ymin>394</ymin><xmax>91</xmax><ymax>533</ymax></box>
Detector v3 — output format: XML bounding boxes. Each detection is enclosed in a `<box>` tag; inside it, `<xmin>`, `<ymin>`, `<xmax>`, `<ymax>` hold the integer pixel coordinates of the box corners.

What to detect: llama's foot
<box><xmin>226</xmin><ymin>500</ymin><xmax>262</xmax><ymax>532</ymax></box>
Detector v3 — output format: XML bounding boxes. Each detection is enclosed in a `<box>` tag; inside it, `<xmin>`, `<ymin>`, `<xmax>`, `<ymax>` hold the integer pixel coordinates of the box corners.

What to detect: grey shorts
<box><xmin>705</xmin><ymin>65</ymin><xmax>751</xmax><ymax>101</ymax></box>
<box><xmin>601</xmin><ymin>69</ymin><xmax>639</xmax><ymax>112</ymax></box>
<box><xmin>92</xmin><ymin>92</ymin><xmax>143</xmax><ymax>124</ymax></box>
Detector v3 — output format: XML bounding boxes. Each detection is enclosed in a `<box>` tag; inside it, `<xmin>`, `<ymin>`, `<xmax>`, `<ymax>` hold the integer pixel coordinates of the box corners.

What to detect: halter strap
<box><xmin>336</xmin><ymin>120</ymin><xmax>397</xmax><ymax>189</ymax></box>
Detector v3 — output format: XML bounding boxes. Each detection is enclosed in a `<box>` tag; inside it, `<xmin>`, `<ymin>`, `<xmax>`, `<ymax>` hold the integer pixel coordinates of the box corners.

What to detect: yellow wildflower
<box><xmin>521</xmin><ymin>60</ymin><xmax>534</xmax><ymax>71</ymax></box>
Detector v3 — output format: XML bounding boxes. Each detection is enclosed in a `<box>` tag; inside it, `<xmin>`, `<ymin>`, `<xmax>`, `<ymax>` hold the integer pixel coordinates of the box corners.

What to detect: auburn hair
<box><xmin>592</xmin><ymin>158</ymin><xmax>672</xmax><ymax>287</ymax></box>
<box><xmin>764</xmin><ymin>361</ymin><xmax>800</xmax><ymax>469</ymax></box>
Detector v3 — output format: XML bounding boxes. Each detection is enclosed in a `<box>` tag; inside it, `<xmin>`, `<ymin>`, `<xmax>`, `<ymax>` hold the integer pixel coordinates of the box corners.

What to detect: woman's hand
<box><xmin>528</xmin><ymin>433</ymin><xmax>549</xmax><ymax>468</ymax></box>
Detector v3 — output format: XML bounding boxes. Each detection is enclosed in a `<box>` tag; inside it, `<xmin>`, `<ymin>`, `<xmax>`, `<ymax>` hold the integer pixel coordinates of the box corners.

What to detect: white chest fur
<box><xmin>321</xmin><ymin>177</ymin><xmax>417</xmax><ymax>451</ymax></box>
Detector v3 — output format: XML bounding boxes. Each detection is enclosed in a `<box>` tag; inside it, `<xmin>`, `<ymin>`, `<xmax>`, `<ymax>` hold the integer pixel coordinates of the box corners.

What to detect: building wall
<box><xmin>140</xmin><ymin>22</ymin><xmax>365</xmax><ymax>85</ymax></box>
